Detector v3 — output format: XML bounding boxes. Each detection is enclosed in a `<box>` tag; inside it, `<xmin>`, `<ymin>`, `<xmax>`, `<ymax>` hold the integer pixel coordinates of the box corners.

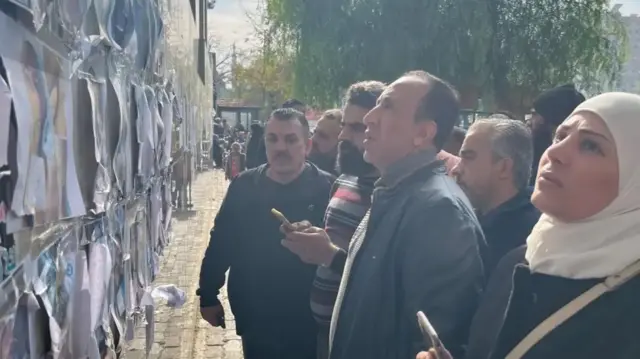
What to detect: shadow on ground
<box><xmin>173</xmin><ymin>209</ymin><xmax>198</xmax><ymax>220</ymax></box>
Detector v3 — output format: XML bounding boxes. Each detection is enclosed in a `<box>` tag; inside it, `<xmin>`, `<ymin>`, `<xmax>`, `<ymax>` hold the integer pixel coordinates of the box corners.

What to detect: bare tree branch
<box><xmin>216</xmin><ymin>53</ymin><xmax>232</xmax><ymax>68</ymax></box>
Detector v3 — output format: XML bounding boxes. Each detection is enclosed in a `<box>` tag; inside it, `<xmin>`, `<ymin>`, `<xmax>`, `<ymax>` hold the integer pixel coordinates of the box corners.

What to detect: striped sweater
<box><xmin>310</xmin><ymin>174</ymin><xmax>375</xmax><ymax>327</ymax></box>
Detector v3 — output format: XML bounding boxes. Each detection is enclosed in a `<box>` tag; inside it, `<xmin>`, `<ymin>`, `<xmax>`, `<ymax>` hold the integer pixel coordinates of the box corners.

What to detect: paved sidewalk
<box><xmin>126</xmin><ymin>170</ymin><xmax>242</xmax><ymax>359</ymax></box>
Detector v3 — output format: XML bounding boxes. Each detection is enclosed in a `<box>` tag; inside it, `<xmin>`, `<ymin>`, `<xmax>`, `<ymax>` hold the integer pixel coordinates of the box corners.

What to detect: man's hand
<box><xmin>200</xmin><ymin>305</ymin><xmax>226</xmax><ymax>328</ymax></box>
<box><xmin>281</xmin><ymin>226</ymin><xmax>340</xmax><ymax>266</ymax></box>
<box><xmin>416</xmin><ymin>348</ymin><xmax>453</xmax><ymax>359</ymax></box>
<box><xmin>279</xmin><ymin>220</ymin><xmax>312</xmax><ymax>234</ymax></box>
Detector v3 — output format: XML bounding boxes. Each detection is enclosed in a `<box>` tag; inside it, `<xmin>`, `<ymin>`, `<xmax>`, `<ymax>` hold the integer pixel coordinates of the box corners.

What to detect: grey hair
<box><xmin>470</xmin><ymin>118</ymin><xmax>533</xmax><ymax>190</ymax></box>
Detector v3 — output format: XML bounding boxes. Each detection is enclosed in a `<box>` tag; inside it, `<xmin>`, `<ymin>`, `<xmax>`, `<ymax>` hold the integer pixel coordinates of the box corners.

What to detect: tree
<box><xmin>230</xmin><ymin>47</ymin><xmax>295</xmax><ymax>107</ymax></box>
<box><xmin>207</xmin><ymin>35</ymin><xmax>235</xmax><ymax>83</ymax></box>
<box><xmin>265</xmin><ymin>0</ymin><xmax>626</xmax><ymax>114</ymax></box>
<box><xmin>227</xmin><ymin>1</ymin><xmax>296</xmax><ymax>109</ymax></box>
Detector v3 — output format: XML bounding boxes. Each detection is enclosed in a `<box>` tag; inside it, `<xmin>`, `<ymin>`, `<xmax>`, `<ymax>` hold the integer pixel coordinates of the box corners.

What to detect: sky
<box><xmin>617</xmin><ymin>1</ymin><xmax>640</xmax><ymax>15</ymax></box>
<box><xmin>208</xmin><ymin>0</ymin><xmax>260</xmax><ymax>53</ymax></box>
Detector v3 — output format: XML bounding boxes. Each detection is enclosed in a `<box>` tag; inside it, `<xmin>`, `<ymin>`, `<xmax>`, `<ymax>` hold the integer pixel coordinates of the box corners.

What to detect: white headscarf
<box><xmin>526</xmin><ymin>92</ymin><xmax>640</xmax><ymax>279</ymax></box>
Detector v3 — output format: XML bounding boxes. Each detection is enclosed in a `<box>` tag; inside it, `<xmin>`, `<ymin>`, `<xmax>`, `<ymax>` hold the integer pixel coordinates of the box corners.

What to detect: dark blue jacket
<box><xmin>330</xmin><ymin>151</ymin><xmax>485</xmax><ymax>359</ymax></box>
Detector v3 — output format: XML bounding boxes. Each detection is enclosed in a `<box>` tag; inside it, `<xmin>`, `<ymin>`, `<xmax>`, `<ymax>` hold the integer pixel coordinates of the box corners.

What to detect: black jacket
<box><xmin>197</xmin><ymin>163</ymin><xmax>335</xmax><ymax>341</ymax></box>
<box><xmin>479</xmin><ymin>189</ymin><xmax>539</xmax><ymax>276</ymax></box>
<box><xmin>246</xmin><ymin>137</ymin><xmax>267</xmax><ymax>169</ymax></box>
<box><xmin>466</xmin><ymin>246</ymin><xmax>527</xmax><ymax>359</ymax></box>
<box><xmin>330</xmin><ymin>153</ymin><xmax>485</xmax><ymax>359</ymax></box>
<box><xmin>467</xmin><ymin>247</ymin><xmax>640</xmax><ymax>359</ymax></box>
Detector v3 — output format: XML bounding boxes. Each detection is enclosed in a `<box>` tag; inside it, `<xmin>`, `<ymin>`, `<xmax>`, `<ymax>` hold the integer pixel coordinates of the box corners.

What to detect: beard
<box><xmin>308</xmin><ymin>148</ymin><xmax>337</xmax><ymax>174</ymax></box>
<box><xmin>337</xmin><ymin>140</ymin><xmax>376</xmax><ymax>176</ymax></box>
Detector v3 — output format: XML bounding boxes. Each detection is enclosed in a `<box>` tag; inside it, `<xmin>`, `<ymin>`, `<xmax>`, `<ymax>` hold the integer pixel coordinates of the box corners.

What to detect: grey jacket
<box><xmin>329</xmin><ymin>150</ymin><xmax>486</xmax><ymax>359</ymax></box>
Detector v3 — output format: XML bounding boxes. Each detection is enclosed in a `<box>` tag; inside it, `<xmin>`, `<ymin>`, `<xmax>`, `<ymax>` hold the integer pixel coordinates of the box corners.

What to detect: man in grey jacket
<box><xmin>283</xmin><ymin>71</ymin><xmax>485</xmax><ymax>359</ymax></box>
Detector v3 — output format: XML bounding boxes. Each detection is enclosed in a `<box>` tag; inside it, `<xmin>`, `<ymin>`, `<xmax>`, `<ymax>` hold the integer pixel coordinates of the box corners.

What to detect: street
<box><xmin>126</xmin><ymin>170</ymin><xmax>242</xmax><ymax>359</ymax></box>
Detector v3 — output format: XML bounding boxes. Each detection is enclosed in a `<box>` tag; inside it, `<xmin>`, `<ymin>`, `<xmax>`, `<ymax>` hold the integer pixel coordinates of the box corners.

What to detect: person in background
<box><xmin>246</xmin><ymin>123</ymin><xmax>267</xmax><ymax>169</ymax></box>
<box><xmin>211</xmin><ymin>134</ymin><xmax>223</xmax><ymax>168</ymax></box>
<box><xmin>197</xmin><ymin>108</ymin><xmax>335</xmax><ymax>359</ymax></box>
<box><xmin>213</xmin><ymin>117</ymin><xmax>224</xmax><ymax>136</ymax></box>
<box><xmin>443</xmin><ymin>126</ymin><xmax>467</xmax><ymax>155</ymax></box>
<box><xmin>225</xmin><ymin>142</ymin><xmax>246</xmax><ymax>181</ymax></box>
<box><xmin>437</xmin><ymin>128</ymin><xmax>464</xmax><ymax>176</ymax></box>
<box><xmin>286</xmin><ymin>71</ymin><xmax>484</xmax><ymax>359</ymax></box>
<box><xmin>170</xmin><ymin>146</ymin><xmax>186</xmax><ymax>207</ymax></box>
<box><xmin>234</xmin><ymin>121</ymin><xmax>246</xmax><ymax>133</ymax></box>
<box><xmin>237</xmin><ymin>131</ymin><xmax>247</xmax><ymax>144</ymax></box>
<box><xmin>436</xmin><ymin>149</ymin><xmax>461</xmax><ymax>176</ymax></box>
<box><xmin>281</xmin><ymin>80</ymin><xmax>385</xmax><ymax>359</ymax></box>
<box><xmin>283</xmin><ymin>98</ymin><xmax>307</xmax><ymax>114</ymax></box>
<box><xmin>528</xmin><ymin>84</ymin><xmax>585</xmax><ymax>185</ymax></box>
<box><xmin>308</xmin><ymin>109</ymin><xmax>343</xmax><ymax>175</ymax></box>
<box><xmin>452</xmin><ymin>117</ymin><xmax>539</xmax><ymax>276</ymax></box>
<box><xmin>221</xmin><ymin>118</ymin><xmax>231</xmax><ymax>137</ymax></box>
<box><xmin>419</xmin><ymin>92</ymin><xmax>640</xmax><ymax>359</ymax></box>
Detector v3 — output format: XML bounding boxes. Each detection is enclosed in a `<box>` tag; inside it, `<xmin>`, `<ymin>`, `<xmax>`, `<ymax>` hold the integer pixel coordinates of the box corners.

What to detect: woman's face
<box><xmin>532</xmin><ymin>112</ymin><xmax>619</xmax><ymax>222</ymax></box>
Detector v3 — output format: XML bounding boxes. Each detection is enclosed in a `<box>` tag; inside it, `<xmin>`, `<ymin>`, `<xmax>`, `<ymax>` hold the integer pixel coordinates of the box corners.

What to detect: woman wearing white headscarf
<box><xmin>418</xmin><ymin>92</ymin><xmax>640</xmax><ymax>359</ymax></box>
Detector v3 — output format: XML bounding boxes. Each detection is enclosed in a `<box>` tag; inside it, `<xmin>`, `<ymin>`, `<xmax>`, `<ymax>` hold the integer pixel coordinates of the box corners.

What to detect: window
<box><xmin>190</xmin><ymin>0</ymin><xmax>196</xmax><ymax>21</ymax></box>
<box><xmin>199</xmin><ymin>0</ymin><xmax>206</xmax><ymax>38</ymax></box>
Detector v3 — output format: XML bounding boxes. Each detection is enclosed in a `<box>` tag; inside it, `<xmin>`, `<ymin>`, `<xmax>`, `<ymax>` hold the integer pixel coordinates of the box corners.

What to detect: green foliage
<box><xmin>230</xmin><ymin>16</ymin><xmax>296</xmax><ymax>108</ymax></box>
<box><xmin>265</xmin><ymin>0</ymin><xmax>627</xmax><ymax>110</ymax></box>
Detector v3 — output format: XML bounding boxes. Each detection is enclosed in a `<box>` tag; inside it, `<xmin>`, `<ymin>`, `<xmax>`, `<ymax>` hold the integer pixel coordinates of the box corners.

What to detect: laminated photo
<box><xmin>1</xmin><ymin>14</ymin><xmax>85</xmax><ymax>226</ymax></box>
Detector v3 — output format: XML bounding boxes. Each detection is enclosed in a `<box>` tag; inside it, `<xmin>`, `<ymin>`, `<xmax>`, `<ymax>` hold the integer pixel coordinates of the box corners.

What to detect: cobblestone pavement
<box><xmin>127</xmin><ymin>169</ymin><xmax>242</xmax><ymax>359</ymax></box>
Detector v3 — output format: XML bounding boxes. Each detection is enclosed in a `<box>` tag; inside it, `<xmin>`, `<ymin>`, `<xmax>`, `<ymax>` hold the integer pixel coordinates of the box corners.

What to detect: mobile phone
<box><xmin>417</xmin><ymin>311</ymin><xmax>445</xmax><ymax>359</ymax></box>
<box><xmin>271</xmin><ymin>208</ymin><xmax>295</xmax><ymax>230</ymax></box>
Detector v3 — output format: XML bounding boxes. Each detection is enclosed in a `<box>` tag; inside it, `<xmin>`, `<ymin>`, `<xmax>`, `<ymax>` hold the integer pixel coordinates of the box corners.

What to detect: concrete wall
<box><xmin>160</xmin><ymin>0</ymin><xmax>213</xmax><ymax>137</ymax></box>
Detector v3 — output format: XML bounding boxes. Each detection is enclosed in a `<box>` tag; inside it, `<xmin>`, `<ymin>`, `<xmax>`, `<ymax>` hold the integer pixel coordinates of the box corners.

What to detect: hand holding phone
<box><xmin>417</xmin><ymin>311</ymin><xmax>448</xmax><ymax>359</ymax></box>
<box><xmin>271</xmin><ymin>208</ymin><xmax>295</xmax><ymax>231</ymax></box>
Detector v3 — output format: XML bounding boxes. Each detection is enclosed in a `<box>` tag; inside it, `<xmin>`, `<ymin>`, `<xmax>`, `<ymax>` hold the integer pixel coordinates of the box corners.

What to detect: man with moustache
<box><xmin>281</xmin><ymin>81</ymin><xmax>385</xmax><ymax>359</ymax></box>
<box><xmin>308</xmin><ymin>109</ymin><xmax>343</xmax><ymax>174</ymax></box>
<box><xmin>197</xmin><ymin>108</ymin><xmax>335</xmax><ymax>359</ymax></box>
<box><xmin>284</xmin><ymin>71</ymin><xmax>484</xmax><ymax>359</ymax></box>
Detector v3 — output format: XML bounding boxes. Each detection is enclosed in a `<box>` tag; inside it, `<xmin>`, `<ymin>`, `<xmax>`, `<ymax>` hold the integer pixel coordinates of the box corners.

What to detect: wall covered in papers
<box><xmin>0</xmin><ymin>0</ymin><xmax>212</xmax><ymax>357</ymax></box>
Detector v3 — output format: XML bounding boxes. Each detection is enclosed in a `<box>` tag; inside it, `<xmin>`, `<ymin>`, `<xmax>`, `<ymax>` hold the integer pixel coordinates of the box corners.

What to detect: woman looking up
<box><xmin>419</xmin><ymin>92</ymin><xmax>640</xmax><ymax>359</ymax></box>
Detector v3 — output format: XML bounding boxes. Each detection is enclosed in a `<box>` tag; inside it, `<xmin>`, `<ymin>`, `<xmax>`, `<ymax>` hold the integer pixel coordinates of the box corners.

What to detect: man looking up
<box><xmin>452</xmin><ymin>117</ymin><xmax>540</xmax><ymax>275</ymax></box>
<box><xmin>284</xmin><ymin>71</ymin><xmax>484</xmax><ymax>359</ymax></box>
<box><xmin>197</xmin><ymin>108</ymin><xmax>335</xmax><ymax>359</ymax></box>
<box><xmin>282</xmin><ymin>81</ymin><xmax>385</xmax><ymax>359</ymax></box>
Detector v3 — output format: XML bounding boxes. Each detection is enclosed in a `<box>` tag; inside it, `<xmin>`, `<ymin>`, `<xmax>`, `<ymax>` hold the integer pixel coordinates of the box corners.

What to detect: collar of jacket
<box><xmin>480</xmin><ymin>187</ymin><xmax>535</xmax><ymax>227</ymax></box>
<box><xmin>254</xmin><ymin>161</ymin><xmax>319</xmax><ymax>185</ymax></box>
<box><xmin>375</xmin><ymin>148</ymin><xmax>438</xmax><ymax>189</ymax></box>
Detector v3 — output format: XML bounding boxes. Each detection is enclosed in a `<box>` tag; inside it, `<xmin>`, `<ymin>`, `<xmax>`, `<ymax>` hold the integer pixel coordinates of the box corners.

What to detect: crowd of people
<box><xmin>196</xmin><ymin>70</ymin><xmax>640</xmax><ymax>359</ymax></box>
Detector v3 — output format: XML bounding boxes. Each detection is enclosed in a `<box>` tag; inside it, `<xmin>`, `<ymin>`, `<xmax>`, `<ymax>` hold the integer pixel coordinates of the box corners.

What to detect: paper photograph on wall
<box><xmin>0</xmin><ymin>12</ymin><xmax>85</xmax><ymax>227</ymax></box>
<box><xmin>0</xmin><ymin>76</ymin><xmax>11</xmax><ymax>168</ymax></box>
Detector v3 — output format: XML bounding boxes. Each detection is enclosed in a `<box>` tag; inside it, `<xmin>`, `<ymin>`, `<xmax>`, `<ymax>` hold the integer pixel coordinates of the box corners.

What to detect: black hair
<box><xmin>282</xmin><ymin>99</ymin><xmax>305</xmax><ymax>109</ymax></box>
<box><xmin>343</xmin><ymin>81</ymin><xmax>386</xmax><ymax>110</ymax></box>
<box><xmin>270</xmin><ymin>108</ymin><xmax>310</xmax><ymax>138</ymax></box>
<box><xmin>450</xmin><ymin>126</ymin><xmax>467</xmax><ymax>142</ymax></box>
<box><xmin>404</xmin><ymin>70</ymin><xmax>460</xmax><ymax>150</ymax></box>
